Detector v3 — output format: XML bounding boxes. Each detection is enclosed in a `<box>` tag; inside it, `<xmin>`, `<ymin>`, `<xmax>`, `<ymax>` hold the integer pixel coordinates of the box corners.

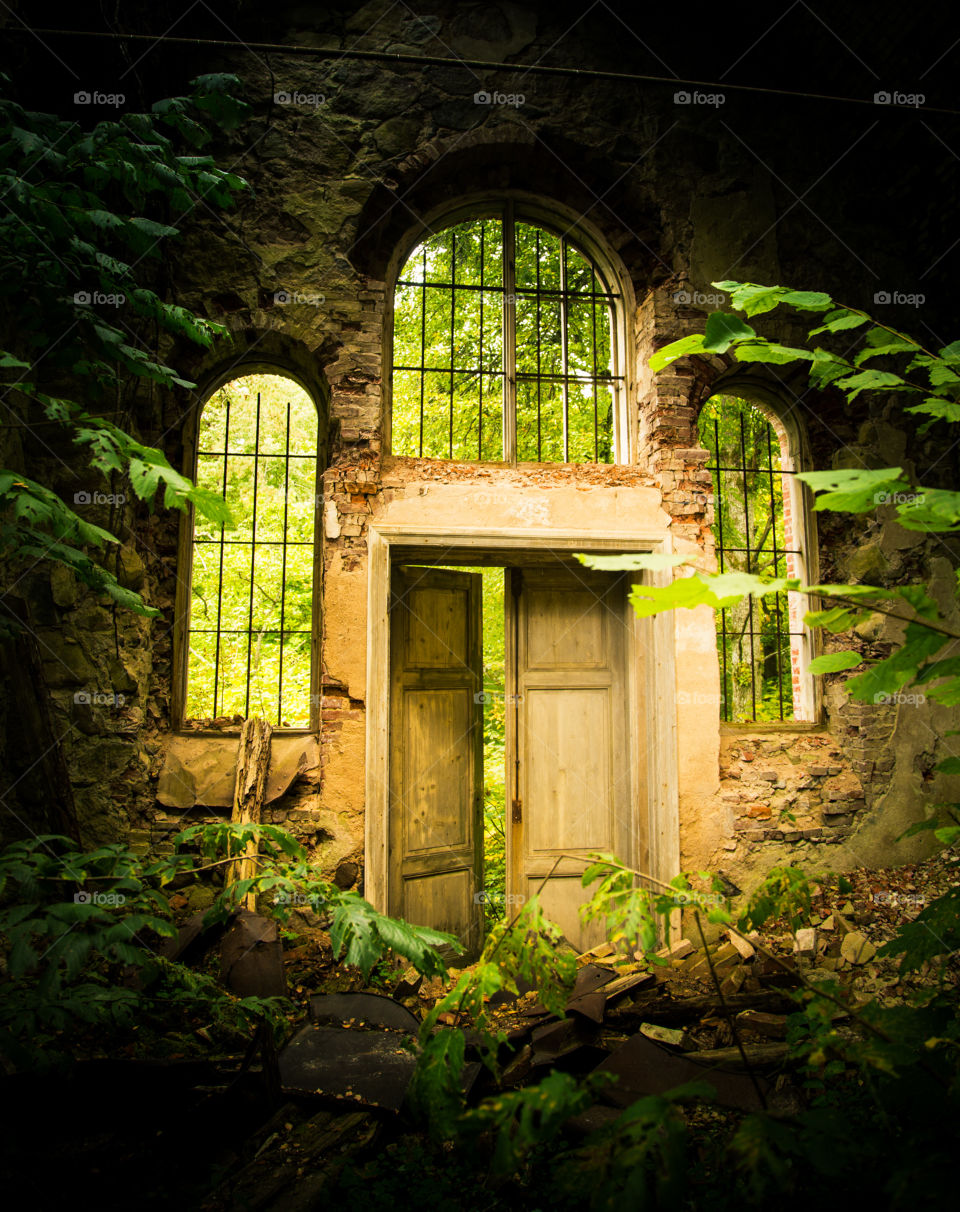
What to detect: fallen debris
<box><xmin>220</xmin><ymin>910</ymin><xmax>287</xmax><ymax>998</ymax></box>
<box><xmin>278</xmin><ymin>1023</ymin><xmax>417</xmax><ymax>1112</ymax></box>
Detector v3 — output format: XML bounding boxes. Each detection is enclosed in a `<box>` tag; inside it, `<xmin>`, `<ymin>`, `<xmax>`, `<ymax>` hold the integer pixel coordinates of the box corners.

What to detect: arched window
<box><xmin>184</xmin><ymin>373</ymin><xmax>319</xmax><ymax>728</ymax></box>
<box><xmin>390</xmin><ymin>206</ymin><xmax>623</xmax><ymax>463</ymax></box>
<box><xmin>698</xmin><ymin>393</ymin><xmax>814</xmax><ymax>722</ymax></box>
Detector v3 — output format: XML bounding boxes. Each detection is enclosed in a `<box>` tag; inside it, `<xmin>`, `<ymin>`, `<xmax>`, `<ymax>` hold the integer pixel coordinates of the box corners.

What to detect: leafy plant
<box><xmin>0</xmin><ymin>72</ymin><xmax>250</xmax><ymax>624</ymax></box>
<box><xmin>551</xmin><ymin>1083</ymin><xmax>711</xmax><ymax>1211</ymax></box>
<box><xmin>624</xmin><ymin>280</ymin><xmax>960</xmax><ymax>713</ymax></box>
<box><xmin>0</xmin><ymin>822</ymin><xmax>459</xmax><ymax>1070</ymax></box>
<box><xmin>459</xmin><ymin>1070</ymin><xmax>609</xmax><ymax>1175</ymax></box>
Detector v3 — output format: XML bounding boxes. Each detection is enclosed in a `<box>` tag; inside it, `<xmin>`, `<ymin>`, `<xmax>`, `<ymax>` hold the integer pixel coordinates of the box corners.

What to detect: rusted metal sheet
<box><xmin>309</xmin><ymin>992</ymin><xmax>420</xmax><ymax>1034</ymax></box>
<box><xmin>220</xmin><ymin>910</ymin><xmax>287</xmax><ymax>998</ymax></box>
<box><xmin>157</xmin><ymin>733</ymin><xmax>319</xmax><ymax>809</ymax></box>
<box><xmin>593</xmin><ymin>1032</ymin><xmax>770</xmax><ymax>1112</ymax></box>
<box><xmin>278</xmin><ymin>1024</ymin><xmax>417</xmax><ymax>1111</ymax></box>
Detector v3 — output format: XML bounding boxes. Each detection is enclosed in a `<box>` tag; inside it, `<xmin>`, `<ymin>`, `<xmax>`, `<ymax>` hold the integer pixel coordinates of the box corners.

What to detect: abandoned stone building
<box><xmin>3</xmin><ymin>2</ymin><xmax>959</xmax><ymax>954</ymax></box>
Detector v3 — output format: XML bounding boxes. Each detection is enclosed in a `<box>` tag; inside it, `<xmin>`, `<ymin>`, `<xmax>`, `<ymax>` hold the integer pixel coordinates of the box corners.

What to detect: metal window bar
<box><xmin>560</xmin><ymin>237</ymin><xmax>570</xmax><ymax>462</ymax></box>
<box><xmin>536</xmin><ymin>227</ymin><xmax>542</xmax><ymax>460</ymax></box>
<box><xmin>449</xmin><ymin>230</ymin><xmax>456</xmax><ymax>458</ymax></box>
<box><xmin>212</xmin><ymin>393</ymin><xmax>230</xmax><ymax>717</ymax></box>
<box><xmin>243</xmin><ymin>391</ymin><xmax>262</xmax><ymax>719</ymax></box>
<box><xmin>276</xmin><ymin>399</ymin><xmax>291</xmax><ymax>725</ymax></box>
<box><xmin>419</xmin><ymin>244</ymin><xmax>427</xmax><ymax>457</ymax></box>
<box><xmin>479</xmin><ymin>223</ymin><xmax>485</xmax><ymax>460</ymax></box>
<box><xmin>393</xmin><ymin>213</ymin><xmax>622</xmax><ymax>464</ymax></box>
<box><xmin>591</xmin><ymin>272</ymin><xmax>599</xmax><ymax>461</ymax></box>
<box><xmin>709</xmin><ymin>403</ymin><xmax>802</xmax><ymax>722</ymax></box>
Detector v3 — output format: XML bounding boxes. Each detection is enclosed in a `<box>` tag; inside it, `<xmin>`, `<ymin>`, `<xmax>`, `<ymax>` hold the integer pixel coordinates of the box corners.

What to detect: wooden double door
<box><xmin>388</xmin><ymin>563</ymin><xmax>635</xmax><ymax>956</ymax></box>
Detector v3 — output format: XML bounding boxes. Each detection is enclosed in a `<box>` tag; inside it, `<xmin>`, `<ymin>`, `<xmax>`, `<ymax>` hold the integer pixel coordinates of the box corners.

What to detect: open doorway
<box><xmin>386</xmin><ymin>556</ymin><xmax>638</xmax><ymax>958</ymax></box>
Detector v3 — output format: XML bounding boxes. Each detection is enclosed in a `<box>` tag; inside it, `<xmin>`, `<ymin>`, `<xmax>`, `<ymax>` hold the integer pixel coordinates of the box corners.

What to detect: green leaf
<box><xmin>833</xmin><ymin>369</ymin><xmax>912</xmax><ymax>400</ymax></box>
<box><xmin>650</xmin><ymin>333</ymin><xmax>707</xmax><ymax>372</ymax></box>
<box><xmin>808</xmin><ymin>651</ymin><xmax>862</xmax><ymax>674</ymax></box>
<box><xmin>809</xmin><ymin>308</ymin><xmax>870</xmax><ymax>335</ymax></box>
<box><xmin>702</xmin><ymin>311</ymin><xmax>756</xmax><ymax>352</ymax></box>
<box><xmin>845</xmin><ymin>622</ymin><xmax>947</xmax><ymax>704</ymax></box>
<box><xmin>935</xmin><ymin>757</ymin><xmax>960</xmax><ymax>775</ymax></box>
<box><xmin>796</xmin><ymin>467</ymin><xmax>907</xmax><ymax>513</ymax></box>
<box><xmin>733</xmin><ymin>341</ymin><xmax>815</xmax><ymax>365</ymax></box>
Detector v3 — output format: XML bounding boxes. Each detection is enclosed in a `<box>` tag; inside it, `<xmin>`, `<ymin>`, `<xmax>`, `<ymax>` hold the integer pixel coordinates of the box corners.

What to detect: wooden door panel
<box><xmin>389</xmin><ymin>567</ymin><xmax>483</xmax><ymax>958</ymax></box>
<box><xmin>406</xmin><ymin>586</ymin><xmax>470</xmax><ymax>667</ymax></box>
<box><xmin>401</xmin><ymin>687</ymin><xmax>472</xmax><ymax>855</ymax></box>
<box><xmin>524</xmin><ymin>686</ymin><xmax>612</xmax><ymax>853</ymax></box>
<box><xmin>508</xmin><ymin>566</ymin><xmax>633</xmax><ymax>952</ymax></box>
<box><xmin>523</xmin><ymin>587</ymin><xmax>606</xmax><ymax>669</ymax></box>
<box><xmin>530</xmin><ymin>876</ymin><xmax>606</xmax><ymax>952</ymax></box>
<box><xmin>403</xmin><ymin>868</ymin><xmax>475</xmax><ymax>939</ymax></box>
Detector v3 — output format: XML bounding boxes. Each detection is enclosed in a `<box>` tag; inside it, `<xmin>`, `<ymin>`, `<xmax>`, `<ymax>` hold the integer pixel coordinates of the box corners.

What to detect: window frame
<box><xmin>699</xmin><ymin>381</ymin><xmax>821</xmax><ymax>727</ymax></box>
<box><xmin>173</xmin><ymin>367</ymin><xmax>324</xmax><ymax>735</ymax></box>
<box><xmin>384</xmin><ymin>196</ymin><xmax>634</xmax><ymax>466</ymax></box>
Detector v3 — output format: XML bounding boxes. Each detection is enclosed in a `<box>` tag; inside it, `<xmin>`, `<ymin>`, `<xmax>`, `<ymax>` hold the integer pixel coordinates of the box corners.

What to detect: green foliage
<box><xmin>407</xmin><ymin>1025</ymin><xmax>468</xmax><ymax>1137</ymax></box>
<box><xmin>460</xmin><ymin>1070</ymin><xmax>608</xmax><ymax>1175</ymax></box>
<box><xmin>0</xmin><ymin>73</ymin><xmax>249</xmax><ymax>619</ymax></box>
<box><xmin>553</xmin><ymin>1083</ymin><xmax>712</xmax><ymax>1211</ymax></box>
<box><xmin>643</xmin><ymin>282</ymin><xmax>960</xmax><ymax>715</ymax></box>
<box><xmin>479</xmin><ymin>567</ymin><xmax>508</xmax><ymax>924</ymax></box>
<box><xmin>876</xmin><ymin>885</ymin><xmax>960</xmax><ymax>973</ymax></box>
<box><xmin>738</xmin><ymin>865</ymin><xmax>813</xmax><ymax>933</ymax></box>
<box><xmin>170</xmin><ymin>822</ymin><xmax>459</xmax><ymax>979</ymax></box>
<box><xmin>412</xmin><ymin>894</ymin><xmax>577</xmax><ymax>1133</ymax></box>
<box><xmin>0</xmin><ymin>822</ymin><xmax>458</xmax><ymax>1070</ymax></box>
<box><xmin>580</xmin><ymin>855</ymin><xmax>731</xmax><ymax>955</ymax></box>
<box><xmin>0</xmin><ymin>832</ymin><xmax>284</xmax><ymax>1068</ymax></box>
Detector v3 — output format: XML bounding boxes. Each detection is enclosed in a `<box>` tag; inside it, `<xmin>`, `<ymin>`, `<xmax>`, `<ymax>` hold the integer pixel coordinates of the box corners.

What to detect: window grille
<box><xmin>391</xmin><ymin>208</ymin><xmax>622</xmax><ymax>463</ymax></box>
<box><xmin>185</xmin><ymin>374</ymin><xmax>317</xmax><ymax>728</ymax></box>
<box><xmin>699</xmin><ymin>394</ymin><xmax>806</xmax><ymax>722</ymax></box>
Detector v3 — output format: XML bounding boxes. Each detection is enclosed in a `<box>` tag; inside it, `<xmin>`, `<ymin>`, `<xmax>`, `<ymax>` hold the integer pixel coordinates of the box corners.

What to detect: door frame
<box><xmin>364</xmin><ymin>524</ymin><xmax>681</xmax><ymax>929</ymax></box>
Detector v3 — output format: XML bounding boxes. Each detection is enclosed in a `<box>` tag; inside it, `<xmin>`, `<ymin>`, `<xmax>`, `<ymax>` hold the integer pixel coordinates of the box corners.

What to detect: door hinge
<box><xmin>511</xmin><ymin>797</ymin><xmax>522</xmax><ymax>824</ymax></box>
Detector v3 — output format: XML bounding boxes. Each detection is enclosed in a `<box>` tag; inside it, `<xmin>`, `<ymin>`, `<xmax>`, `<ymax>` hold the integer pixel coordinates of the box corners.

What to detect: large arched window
<box><xmin>183</xmin><ymin>373</ymin><xmax>319</xmax><ymax>728</ymax></box>
<box><xmin>390</xmin><ymin>206</ymin><xmax>623</xmax><ymax>463</ymax></box>
<box><xmin>699</xmin><ymin>393</ymin><xmax>814</xmax><ymax>722</ymax></box>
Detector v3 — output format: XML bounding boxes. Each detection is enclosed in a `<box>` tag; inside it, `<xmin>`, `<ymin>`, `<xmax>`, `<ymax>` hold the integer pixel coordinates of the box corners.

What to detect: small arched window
<box><xmin>184</xmin><ymin>373</ymin><xmax>319</xmax><ymax>728</ymax></box>
<box><xmin>699</xmin><ymin>393</ymin><xmax>814</xmax><ymax>722</ymax></box>
<box><xmin>390</xmin><ymin>206</ymin><xmax>623</xmax><ymax>463</ymax></box>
